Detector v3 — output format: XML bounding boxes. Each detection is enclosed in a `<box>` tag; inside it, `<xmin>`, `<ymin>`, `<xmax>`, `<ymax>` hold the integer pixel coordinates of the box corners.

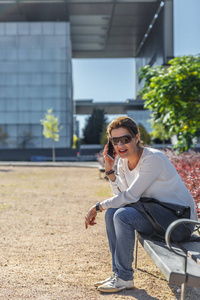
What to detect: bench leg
<box><xmin>181</xmin><ymin>283</ymin><xmax>186</xmax><ymax>300</ymax></box>
<box><xmin>135</xmin><ymin>231</ymin><xmax>139</xmax><ymax>269</ymax></box>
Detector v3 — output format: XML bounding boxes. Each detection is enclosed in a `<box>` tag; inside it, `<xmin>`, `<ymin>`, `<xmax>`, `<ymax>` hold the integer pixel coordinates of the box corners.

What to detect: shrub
<box><xmin>165</xmin><ymin>150</ymin><xmax>200</xmax><ymax>217</ymax></box>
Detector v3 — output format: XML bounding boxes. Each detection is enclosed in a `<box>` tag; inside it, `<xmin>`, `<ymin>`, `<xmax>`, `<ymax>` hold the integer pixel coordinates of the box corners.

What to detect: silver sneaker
<box><xmin>97</xmin><ymin>276</ymin><xmax>134</xmax><ymax>293</ymax></box>
<box><xmin>94</xmin><ymin>273</ymin><xmax>116</xmax><ymax>287</ymax></box>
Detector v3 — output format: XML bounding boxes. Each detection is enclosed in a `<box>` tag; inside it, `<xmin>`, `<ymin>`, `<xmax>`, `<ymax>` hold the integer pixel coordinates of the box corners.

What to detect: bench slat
<box><xmin>138</xmin><ymin>234</ymin><xmax>200</xmax><ymax>286</ymax></box>
<box><xmin>178</xmin><ymin>241</ymin><xmax>200</xmax><ymax>266</ymax></box>
<box><xmin>138</xmin><ymin>234</ymin><xmax>186</xmax><ymax>284</ymax></box>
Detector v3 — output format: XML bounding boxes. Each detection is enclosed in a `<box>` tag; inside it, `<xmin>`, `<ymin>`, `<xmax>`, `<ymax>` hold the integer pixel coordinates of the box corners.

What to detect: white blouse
<box><xmin>101</xmin><ymin>147</ymin><xmax>198</xmax><ymax>221</ymax></box>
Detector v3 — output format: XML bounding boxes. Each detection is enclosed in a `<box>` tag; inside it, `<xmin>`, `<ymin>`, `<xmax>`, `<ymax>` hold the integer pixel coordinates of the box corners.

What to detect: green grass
<box><xmin>94</xmin><ymin>186</ymin><xmax>112</xmax><ymax>198</ymax></box>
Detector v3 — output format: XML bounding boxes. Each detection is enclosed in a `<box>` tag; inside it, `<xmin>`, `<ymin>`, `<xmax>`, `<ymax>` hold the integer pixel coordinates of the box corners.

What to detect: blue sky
<box><xmin>174</xmin><ymin>0</ymin><xmax>200</xmax><ymax>56</ymax></box>
<box><xmin>72</xmin><ymin>0</ymin><xmax>200</xmax><ymax>133</ymax></box>
<box><xmin>72</xmin><ymin>58</ymin><xmax>135</xmax><ymax>103</ymax></box>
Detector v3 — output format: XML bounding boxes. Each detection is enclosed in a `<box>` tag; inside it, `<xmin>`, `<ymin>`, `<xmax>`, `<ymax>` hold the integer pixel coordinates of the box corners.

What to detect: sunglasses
<box><xmin>110</xmin><ymin>134</ymin><xmax>133</xmax><ymax>146</ymax></box>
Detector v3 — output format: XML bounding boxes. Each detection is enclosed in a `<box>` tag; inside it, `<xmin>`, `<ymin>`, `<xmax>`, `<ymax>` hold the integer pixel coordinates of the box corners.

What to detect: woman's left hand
<box><xmin>85</xmin><ymin>206</ymin><xmax>97</xmax><ymax>229</ymax></box>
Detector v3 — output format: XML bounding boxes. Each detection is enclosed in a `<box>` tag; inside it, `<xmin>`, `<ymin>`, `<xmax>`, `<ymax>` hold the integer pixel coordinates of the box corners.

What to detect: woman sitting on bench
<box><xmin>85</xmin><ymin>116</ymin><xmax>198</xmax><ymax>293</ymax></box>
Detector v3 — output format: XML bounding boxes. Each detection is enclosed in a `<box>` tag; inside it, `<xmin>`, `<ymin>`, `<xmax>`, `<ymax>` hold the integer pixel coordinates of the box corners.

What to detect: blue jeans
<box><xmin>105</xmin><ymin>207</ymin><xmax>154</xmax><ymax>281</ymax></box>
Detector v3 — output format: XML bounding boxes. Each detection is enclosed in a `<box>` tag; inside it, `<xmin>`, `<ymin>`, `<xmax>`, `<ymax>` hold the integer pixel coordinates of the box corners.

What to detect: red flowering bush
<box><xmin>165</xmin><ymin>150</ymin><xmax>200</xmax><ymax>217</ymax></box>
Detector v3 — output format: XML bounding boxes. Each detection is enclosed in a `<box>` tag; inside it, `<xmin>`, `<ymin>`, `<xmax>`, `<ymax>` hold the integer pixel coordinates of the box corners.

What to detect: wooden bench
<box><xmin>135</xmin><ymin>219</ymin><xmax>200</xmax><ymax>300</ymax></box>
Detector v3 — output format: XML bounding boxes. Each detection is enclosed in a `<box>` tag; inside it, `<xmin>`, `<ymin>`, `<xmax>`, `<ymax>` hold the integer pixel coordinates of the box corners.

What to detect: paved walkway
<box><xmin>0</xmin><ymin>161</ymin><xmax>100</xmax><ymax>168</ymax></box>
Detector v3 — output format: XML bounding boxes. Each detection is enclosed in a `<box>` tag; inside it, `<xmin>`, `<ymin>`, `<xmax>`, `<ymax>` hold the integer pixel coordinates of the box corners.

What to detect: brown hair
<box><xmin>107</xmin><ymin>116</ymin><xmax>143</xmax><ymax>146</ymax></box>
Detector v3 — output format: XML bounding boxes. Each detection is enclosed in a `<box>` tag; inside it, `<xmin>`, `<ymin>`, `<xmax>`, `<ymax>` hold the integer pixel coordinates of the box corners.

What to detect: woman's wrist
<box><xmin>104</xmin><ymin>169</ymin><xmax>115</xmax><ymax>179</ymax></box>
<box><xmin>99</xmin><ymin>203</ymin><xmax>104</xmax><ymax>211</ymax></box>
<box><xmin>105</xmin><ymin>169</ymin><xmax>115</xmax><ymax>175</ymax></box>
<box><xmin>95</xmin><ymin>202</ymin><xmax>104</xmax><ymax>212</ymax></box>
<box><xmin>107</xmin><ymin>172</ymin><xmax>116</xmax><ymax>182</ymax></box>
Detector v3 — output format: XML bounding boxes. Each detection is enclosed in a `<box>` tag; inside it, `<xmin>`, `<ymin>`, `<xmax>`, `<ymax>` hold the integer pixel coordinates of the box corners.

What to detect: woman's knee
<box><xmin>113</xmin><ymin>208</ymin><xmax>128</xmax><ymax>225</ymax></box>
<box><xmin>105</xmin><ymin>208</ymin><xmax>117</xmax><ymax>225</ymax></box>
<box><xmin>113</xmin><ymin>207</ymin><xmax>149</xmax><ymax>229</ymax></box>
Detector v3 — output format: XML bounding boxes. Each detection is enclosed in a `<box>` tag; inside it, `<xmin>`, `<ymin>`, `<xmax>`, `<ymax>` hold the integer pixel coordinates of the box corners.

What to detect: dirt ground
<box><xmin>0</xmin><ymin>166</ymin><xmax>200</xmax><ymax>300</ymax></box>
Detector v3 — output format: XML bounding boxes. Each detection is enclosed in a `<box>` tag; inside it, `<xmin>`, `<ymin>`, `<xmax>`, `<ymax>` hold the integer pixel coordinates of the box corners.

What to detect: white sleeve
<box><xmin>101</xmin><ymin>154</ymin><xmax>165</xmax><ymax>209</ymax></box>
<box><xmin>109</xmin><ymin>159</ymin><xmax>128</xmax><ymax>195</ymax></box>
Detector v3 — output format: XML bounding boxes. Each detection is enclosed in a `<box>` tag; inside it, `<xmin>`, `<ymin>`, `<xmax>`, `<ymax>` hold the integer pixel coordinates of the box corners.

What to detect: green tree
<box><xmin>40</xmin><ymin>108</ymin><xmax>62</xmax><ymax>162</ymax></box>
<box><xmin>150</xmin><ymin>122</ymin><xmax>171</xmax><ymax>145</ymax></box>
<box><xmin>139</xmin><ymin>55</ymin><xmax>200</xmax><ymax>151</ymax></box>
<box><xmin>138</xmin><ymin>123</ymin><xmax>151</xmax><ymax>145</ymax></box>
<box><xmin>100</xmin><ymin>122</ymin><xmax>109</xmax><ymax>146</ymax></box>
<box><xmin>83</xmin><ymin>109</ymin><xmax>107</xmax><ymax>144</ymax></box>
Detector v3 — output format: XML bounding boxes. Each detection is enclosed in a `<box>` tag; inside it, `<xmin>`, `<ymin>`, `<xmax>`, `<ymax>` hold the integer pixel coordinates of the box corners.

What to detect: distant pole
<box><xmin>163</xmin><ymin>0</ymin><xmax>174</xmax><ymax>63</ymax></box>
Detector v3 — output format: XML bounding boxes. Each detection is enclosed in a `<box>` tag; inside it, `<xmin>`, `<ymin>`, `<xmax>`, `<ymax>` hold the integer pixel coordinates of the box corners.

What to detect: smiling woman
<box><xmin>106</xmin><ymin>117</ymin><xmax>143</xmax><ymax>170</ymax></box>
<box><xmin>109</xmin><ymin>127</ymin><xmax>142</xmax><ymax>167</ymax></box>
<box><xmin>85</xmin><ymin>116</ymin><xmax>198</xmax><ymax>294</ymax></box>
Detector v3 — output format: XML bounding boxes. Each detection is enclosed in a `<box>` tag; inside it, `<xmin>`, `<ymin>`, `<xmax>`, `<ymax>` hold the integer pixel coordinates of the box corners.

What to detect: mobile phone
<box><xmin>107</xmin><ymin>139</ymin><xmax>115</xmax><ymax>160</ymax></box>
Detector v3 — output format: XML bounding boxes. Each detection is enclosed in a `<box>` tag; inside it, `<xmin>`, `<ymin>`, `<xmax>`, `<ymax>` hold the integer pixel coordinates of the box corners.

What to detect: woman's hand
<box><xmin>103</xmin><ymin>141</ymin><xmax>116</xmax><ymax>171</ymax></box>
<box><xmin>103</xmin><ymin>142</ymin><xmax>117</xmax><ymax>182</ymax></box>
<box><xmin>85</xmin><ymin>206</ymin><xmax>97</xmax><ymax>229</ymax></box>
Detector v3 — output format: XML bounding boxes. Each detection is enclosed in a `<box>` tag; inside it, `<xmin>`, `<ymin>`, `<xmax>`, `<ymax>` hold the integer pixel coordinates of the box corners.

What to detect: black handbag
<box><xmin>126</xmin><ymin>197</ymin><xmax>191</xmax><ymax>242</ymax></box>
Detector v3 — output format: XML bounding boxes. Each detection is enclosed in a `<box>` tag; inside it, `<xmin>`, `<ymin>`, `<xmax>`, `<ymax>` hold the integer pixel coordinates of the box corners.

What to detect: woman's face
<box><xmin>110</xmin><ymin>127</ymin><xmax>139</xmax><ymax>159</ymax></box>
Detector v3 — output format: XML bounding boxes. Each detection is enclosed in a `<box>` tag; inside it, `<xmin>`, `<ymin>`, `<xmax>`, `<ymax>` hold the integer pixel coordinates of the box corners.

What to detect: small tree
<box><xmin>72</xmin><ymin>134</ymin><xmax>79</xmax><ymax>149</ymax></box>
<box><xmin>0</xmin><ymin>126</ymin><xmax>8</xmax><ymax>144</ymax></box>
<box><xmin>139</xmin><ymin>55</ymin><xmax>200</xmax><ymax>152</ymax></box>
<box><xmin>40</xmin><ymin>109</ymin><xmax>62</xmax><ymax>162</ymax></box>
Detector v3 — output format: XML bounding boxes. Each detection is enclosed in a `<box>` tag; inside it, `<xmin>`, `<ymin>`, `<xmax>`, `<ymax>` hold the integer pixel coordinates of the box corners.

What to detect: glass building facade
<box><xmin>0</xmin><ymin>22</ymin><xmax>73</xmax><ymax>149</ymax></box>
